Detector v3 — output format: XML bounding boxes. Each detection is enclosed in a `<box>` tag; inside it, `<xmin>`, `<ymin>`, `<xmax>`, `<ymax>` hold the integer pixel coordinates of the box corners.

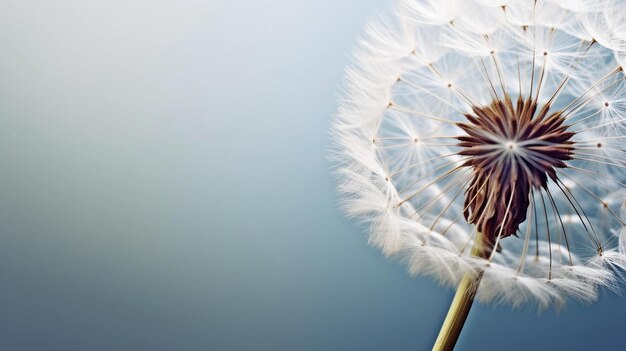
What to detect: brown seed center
<box><xmin>456</xmin><ymin>96</ymin><xmax>575</xmax><ymax>245</ymax></box>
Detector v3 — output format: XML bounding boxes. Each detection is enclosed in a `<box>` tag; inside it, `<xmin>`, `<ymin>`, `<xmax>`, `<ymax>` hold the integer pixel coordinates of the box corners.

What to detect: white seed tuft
<box><xmin>332</xmin><ymin>0</ymin><xmax>626</xmax><ymax>309</ymax></box>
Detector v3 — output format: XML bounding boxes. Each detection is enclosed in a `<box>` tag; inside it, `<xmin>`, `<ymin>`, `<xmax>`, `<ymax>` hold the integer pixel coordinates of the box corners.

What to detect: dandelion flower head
<box><xmin>332</xmin><ymin>0</ymin><xmax>626</xmax><ymax>308</ymax></box>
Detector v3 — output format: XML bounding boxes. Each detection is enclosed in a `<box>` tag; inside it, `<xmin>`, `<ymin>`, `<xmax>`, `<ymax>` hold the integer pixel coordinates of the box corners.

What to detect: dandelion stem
<box><xmin>433</xmin><ymin>231</ymin><xmax>488</xmax><ymax>351</ymax></box>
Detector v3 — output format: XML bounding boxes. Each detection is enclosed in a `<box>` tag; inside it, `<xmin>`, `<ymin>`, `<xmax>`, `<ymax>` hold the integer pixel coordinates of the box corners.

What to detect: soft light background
<box><xmin>0</xmin><ymin>1</ymin><xmax>624</xmax><ymax>350</ymax></box>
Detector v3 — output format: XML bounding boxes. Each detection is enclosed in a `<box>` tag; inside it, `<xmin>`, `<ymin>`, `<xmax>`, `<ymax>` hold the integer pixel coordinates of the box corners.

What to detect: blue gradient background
<box><xmin>0</xmin><ymin>1</ymin><xmax>624</xmax><ymax>350</ymax></box>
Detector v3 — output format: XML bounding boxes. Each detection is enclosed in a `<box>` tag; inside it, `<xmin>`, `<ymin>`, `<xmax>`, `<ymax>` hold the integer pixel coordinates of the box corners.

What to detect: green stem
<box><xmin>432</xmin><ymin>232</ymin><xmax>488</xmax><ymax>351</ymax></box>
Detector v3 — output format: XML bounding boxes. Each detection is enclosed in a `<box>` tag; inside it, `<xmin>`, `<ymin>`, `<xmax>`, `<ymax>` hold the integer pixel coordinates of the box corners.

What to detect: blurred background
<box><xmin>0</xmin><ymin>0</ymin><xmax>624</xmax><ymax>350</ymax></box>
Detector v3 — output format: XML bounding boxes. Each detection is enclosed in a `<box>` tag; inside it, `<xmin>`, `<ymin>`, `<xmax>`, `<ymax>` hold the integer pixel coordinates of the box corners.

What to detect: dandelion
<box><xmin>331</xmin><ymin>0</ymin><xmax>626</xmax><ymax>349</ymax></box>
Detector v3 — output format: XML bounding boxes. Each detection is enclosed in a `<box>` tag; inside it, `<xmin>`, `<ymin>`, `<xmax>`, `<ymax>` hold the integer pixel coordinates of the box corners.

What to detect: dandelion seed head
<box><xmin>332</xmin><ymin>0</ymin><xmax>626</xmax><ymax>308</ymax></box>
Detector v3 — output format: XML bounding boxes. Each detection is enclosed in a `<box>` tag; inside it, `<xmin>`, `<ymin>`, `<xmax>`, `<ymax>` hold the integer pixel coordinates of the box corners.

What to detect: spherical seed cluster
<box><xmin>332</xmin><ymin>0</ymin><xmax>626</xmax><ymax>308</ymax></box>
